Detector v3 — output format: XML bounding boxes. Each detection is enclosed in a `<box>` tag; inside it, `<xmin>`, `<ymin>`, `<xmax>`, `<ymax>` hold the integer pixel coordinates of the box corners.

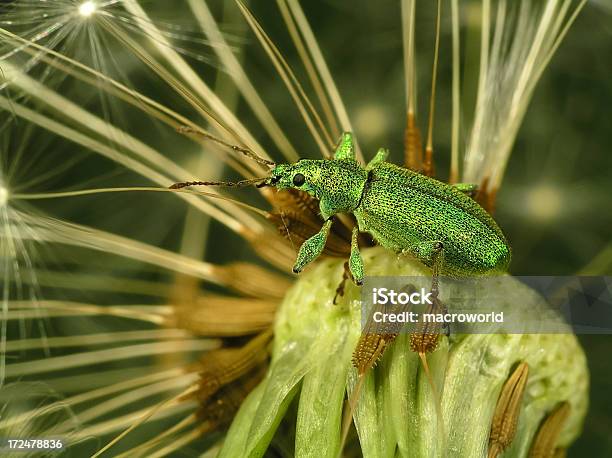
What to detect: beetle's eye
<box><xmin>292</xmin><ymin>173</ymin><xmax>305</xmax><ymax>186</ymax></box>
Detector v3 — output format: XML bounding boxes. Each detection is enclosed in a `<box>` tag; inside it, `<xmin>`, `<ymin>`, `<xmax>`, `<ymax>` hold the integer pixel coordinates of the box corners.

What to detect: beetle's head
<box><xmin>259</xmin><ymin>160</ymin><xmax>320</xmax><ymax>193</ymax></box>
<box><xmin>257</xmin><ymin>158</ymin><xmax>367</xmax><ymax>218</ymax></box>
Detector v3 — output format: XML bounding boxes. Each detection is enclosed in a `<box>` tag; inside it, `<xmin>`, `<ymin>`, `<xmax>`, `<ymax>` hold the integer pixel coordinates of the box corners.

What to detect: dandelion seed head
<box><xmin>78</xmin><ymin>1</ymin><xmax>97</xmax><ymax>18</ymax></box>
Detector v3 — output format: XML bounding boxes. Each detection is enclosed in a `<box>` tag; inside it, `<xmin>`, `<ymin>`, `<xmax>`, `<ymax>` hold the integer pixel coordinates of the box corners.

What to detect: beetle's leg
<box><xmin>349</xmin><ymin>226</ymin><xmax>365</xmax><ymax>285</ymax></box>
<box><xmin>401</xmin><ymin>241</ymin><xmax>445</xmax><ymax>297</ymax></box>
<box><xmin>333</xmin><ymin>132</ymin><xmax>356</xmax><ymax>160</ymax></box>
<box><xmin>400</xmin><ymin>241</ymin><xmax>444</xmax><ymax>267</ymax></box>
<box><xmin>334</xmin><ymin>228</ymin><xmax>364</xmax><ymax>302</ymax></box>
<box><xmin>429</xmin><ymin>242</ymin><xmax>445</xmax><ymax>299</ymax></box>
<box><xmin>333</xmin><ymin>261</ymin><xmax>351</xmax><ymax>304</ymax></box>
<box><xmin>292</xmin><ymin>219</ymin><xmax>333</xmax><ymax>274</ymax></box>
<box><xmin>453</xmin><ymin>183</ymin><xmax>478</xmax><ymax>197</ymax></box>
<box><xmin>366</xmin><ymin>147</ymin><xmax>389</xmax><ymax>170</ymax></box>
<box><xmin>428</xmin><ymin>245</ymin><xmax>452</xmax><ymax>336</ymax></box>
<box><xmin>402</xmin><ymin>241</ymin><xmax>450</xmax><ymax>336</ymax></box>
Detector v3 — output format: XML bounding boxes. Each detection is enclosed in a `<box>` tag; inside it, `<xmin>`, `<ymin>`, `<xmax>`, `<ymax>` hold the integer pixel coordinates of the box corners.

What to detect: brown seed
<box><xmin>529</xmin><ymin>402</ymin><xmax>571</xmax><ymax>458</ymax></box>
<box><xmin>174</xmin><ymin>295</ymin><xmax>277</xmax><ymax>337</ymax></box>
<box><xmin>197</xmin><ymin>364</ymin><xmax>267</xmax><ymax>428</ymax></box>
<box><xmin>409</xmin><ymin>332</ymin><xmax>440</xmax><ymax>354</ymax></box>
<box><xmin>475</xmin><ymin>176</ymin><xmax>499</xmax><ymax>215</ymax></box>
<box><xmin>351</xmin><ymin>292</ymin><xmax>412</xmax><ymax>373</ymax></box>
<box><xmin>197</xmin><ymin>328</ymin><xmax>272</xmax><ymax>403</ymax></box>
<box><xmin>404</xmin><ymin>111</ymin><xmax>423</xmax><ymax>171</ymax></box>
<box><xmin>423</xmin><ymin>145</ymin><xmax>436</xmax><ymax>178</ymax></box>
<box><xmin>213</xmin><ymin>262</ymin><xmax>292</xmax><ymax>299</ymax></box>
<box><xmin>410</xmin><ymin>297</ymin><xmax>444</xmax><ymax>354</ymax></box>
<box><xmin>352</xmin><ymin>333</ymin><xmax>395</xmax><ymax>375</ymax></box>
<box><xmin>488</xmin><ymin>362</ymin><xmax>529</xmax><ymax>458</ymax></box>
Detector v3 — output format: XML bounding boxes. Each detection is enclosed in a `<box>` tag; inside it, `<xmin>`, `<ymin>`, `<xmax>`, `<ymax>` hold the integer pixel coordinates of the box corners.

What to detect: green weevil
<box><xmin>173</xmin><ymin>131</ymin><xmax>511</xmax><ymax>285</ymax></box>
<box><xmin>262</xmin><ymin>132</ymin><xmax>510</xmax><ymax>284</ymax></box>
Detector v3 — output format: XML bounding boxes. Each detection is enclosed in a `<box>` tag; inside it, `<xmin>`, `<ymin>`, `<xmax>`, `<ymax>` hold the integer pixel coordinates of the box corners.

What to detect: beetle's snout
<box><xmin>257</xmin><ymin>175</ymin><xmax>280</xmax><ymax>188</ymax></box>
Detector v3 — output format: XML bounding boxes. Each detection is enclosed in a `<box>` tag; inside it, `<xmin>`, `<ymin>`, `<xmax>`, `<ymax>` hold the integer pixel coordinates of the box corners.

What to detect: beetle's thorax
<box><xmin>271</xmin><ymin>159</ymin><xmax>368</xmax><ymax>219</ymax></box>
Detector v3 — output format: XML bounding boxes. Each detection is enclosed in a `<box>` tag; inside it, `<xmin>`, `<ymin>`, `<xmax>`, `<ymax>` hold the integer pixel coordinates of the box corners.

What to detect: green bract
<box><xmin>220</xmin><ymin>247</ymin><xmax>588</xmax><ymax>457</ymax></box>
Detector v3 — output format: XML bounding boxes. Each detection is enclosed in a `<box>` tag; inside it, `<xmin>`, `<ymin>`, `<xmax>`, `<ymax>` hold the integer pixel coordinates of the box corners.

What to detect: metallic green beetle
<box><xmin>262</xmin><ymin>132</ymin><xmax>511</xmax><ymax>285</ymax></box>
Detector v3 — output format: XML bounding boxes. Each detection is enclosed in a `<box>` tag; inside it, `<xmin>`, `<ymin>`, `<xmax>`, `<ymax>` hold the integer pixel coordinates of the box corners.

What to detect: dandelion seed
<box><xmin>488</xmin><ymin>362</ymin><xmax>529</xmax><ymax>457</ymax></box>
<box><xmin>463</xmin><ymin>0</ymin><xmax>588</xmax><ymax>207</ymax></box>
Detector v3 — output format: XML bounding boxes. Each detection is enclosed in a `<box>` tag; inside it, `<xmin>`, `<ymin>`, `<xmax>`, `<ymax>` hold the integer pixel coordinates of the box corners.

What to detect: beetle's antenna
<box><xmin>177</xmin><ymin>126</ymin><xmax>276</xmax><ymax>168</ymax></box>
<box><xmin>423</xmin><ymin>0</ymin><xmax>441</xmax><ymax>177</ymax></box>
<box><xmin>169</xmin><ymin>177</ymin><xmax>268</xmax><ymax>189</ymax></box>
